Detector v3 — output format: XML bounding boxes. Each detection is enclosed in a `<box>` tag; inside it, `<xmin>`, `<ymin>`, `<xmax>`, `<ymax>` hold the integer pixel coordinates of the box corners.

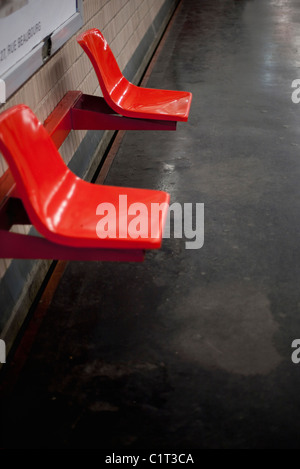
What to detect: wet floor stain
<box><xmin>169</xmin><ymin>282</ymin><xmax>282</xmax><ymax>375</ymax></box>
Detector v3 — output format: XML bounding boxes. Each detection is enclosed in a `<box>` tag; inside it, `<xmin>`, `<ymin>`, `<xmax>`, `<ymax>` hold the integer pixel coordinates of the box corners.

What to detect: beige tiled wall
<box><xmin>0</xmin><ymin>0</ymin><xmax>172</xmax><ymax>281</ymax></box>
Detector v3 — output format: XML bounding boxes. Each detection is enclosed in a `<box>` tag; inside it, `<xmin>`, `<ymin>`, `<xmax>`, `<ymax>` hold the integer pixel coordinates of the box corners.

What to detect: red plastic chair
<box><xmin>77</xmin><ymin>28</ymin><xmax>192</xmax><ymax>122</ymax></box>
<box><xmin>0</xmin><ymin>105</ymin><xmax>170</xmax><ymax>261</ymax></box>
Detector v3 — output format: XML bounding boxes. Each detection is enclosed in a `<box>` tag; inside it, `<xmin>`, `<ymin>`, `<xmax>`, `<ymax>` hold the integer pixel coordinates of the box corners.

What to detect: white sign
<box><xmin>0</xmin><ymin>78</ymin><xmax>5</xmax><ymax>103</ymax></box>
<box><xmin>0</xmin><ymin>0</ymin><xmax>76</xmax><ymax>76</ymax></box>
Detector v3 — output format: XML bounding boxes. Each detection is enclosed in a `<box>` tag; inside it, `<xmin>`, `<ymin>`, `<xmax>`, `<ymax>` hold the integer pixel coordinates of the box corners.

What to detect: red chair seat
<box><xmin>0</xmin><ymin>105</ymin><xmax>170</xmax><ymax>255</ymax></box>
<box><xmin>77</xmin><ymin>29</ymin><xmax>192</xmax><ymax>122</ymax></box>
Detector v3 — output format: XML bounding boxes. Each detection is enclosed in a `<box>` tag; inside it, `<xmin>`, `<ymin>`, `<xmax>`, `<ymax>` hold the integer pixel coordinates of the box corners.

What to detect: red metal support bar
<box><xmin>43</xmin><ymin>90</ymin><xmax>83</xmax><ymax>148</ymax></box>
<box><xmin>0</xmin><ymin>230</ymin><xmax>145</xmax><ymax>262</ymax></box>
<box><xmin>42</xmin><ymin>91</ymin><xmax>177</xmax><ymax>137</ymax></box>
<box><xmin>71</xmin><ymin>94</ymin><xmax>177</xmax><ymax>131</ymax></box>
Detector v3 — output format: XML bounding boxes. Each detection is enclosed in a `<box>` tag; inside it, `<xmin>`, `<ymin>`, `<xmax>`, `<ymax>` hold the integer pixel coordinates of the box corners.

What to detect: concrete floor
<box><xmin>2</xmin><ymin>0</ymin><xmax>300</xmax><ymax>449</ymax></box>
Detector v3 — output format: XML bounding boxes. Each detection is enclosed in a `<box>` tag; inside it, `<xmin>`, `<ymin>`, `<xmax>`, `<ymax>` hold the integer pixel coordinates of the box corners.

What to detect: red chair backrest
<box><xmin>0</xmin><ymin>105</ymin><xmax>72</xmax><ymax>227</ymax></box>
<box><xmin>77</xmin><ymin>29</ymin><xmax>128</xmax><ymax>109</ymax></box>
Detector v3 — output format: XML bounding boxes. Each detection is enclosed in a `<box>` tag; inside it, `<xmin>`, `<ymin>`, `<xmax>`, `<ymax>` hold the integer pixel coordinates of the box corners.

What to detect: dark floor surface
<box><xmin>2</xmin><ymin>0</ymin><xmax>300</xmax><ymax>450</ymax></box>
